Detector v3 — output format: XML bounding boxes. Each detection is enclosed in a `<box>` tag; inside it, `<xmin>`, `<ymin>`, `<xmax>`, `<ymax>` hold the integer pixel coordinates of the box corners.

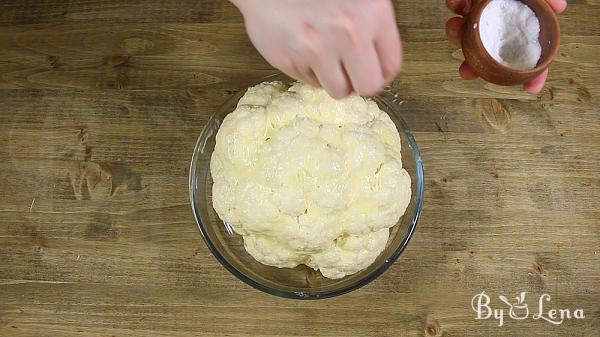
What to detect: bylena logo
<box><xmin>471</xmin><ymin>291</ymin><xmax>585</xmax><ymax>327</ymax></box>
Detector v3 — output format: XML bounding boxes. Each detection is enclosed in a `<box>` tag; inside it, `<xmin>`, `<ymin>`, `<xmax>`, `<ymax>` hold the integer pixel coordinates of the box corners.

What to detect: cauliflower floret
<box><xmin>305</xmin><ymin>179</ymin><xmax>349</xmax><ymax>210</ymax></box>
<box><xmin>272</xmin><ymin>185</ymin><xmax>306</xmax><ymax>216</ymax></box>
<box><xmin>275</xmin><ymin>211</ymin><xmax>341</xmax><ymax>253</ymax></box>
<box><xmin>244</xmin><ymin>235</ymin><xmax>303</xmax><ymax>268</ymax></box>
<box><xmin>233</xmin><ymin>181</ymin><xmax>280</xmax><ymax>234</ymax></box>
<box><xmin>211</xmin><ymin>177</ymin><xmax>238</xmax><ymax>226</ymax></box>
<box><xmin>307</xmin><ymin>228</ymin><xmax>390</xmax><ymax>279</ymax></box>
<box><xmin>318</xmin><ymin>124</ymin><xmax>343</xmax><ymax>148</ymax></box>
<box><xmin>341</xmin><ymin>129</ymin><xmax>386</xmax><ymax>173</ymax></box>
<box><xmin>266</xmin><ymin>92</ymin><xmax>302</xmax><ymax>128</ymax></box>
<box><xmin>341</xmin><ymin>158</ymin><xmax>411</xmax><ymax>235</ymax></box>
<box><xmin>369</xmin><ymin>113</ymin><xmax>402</xmax><ymax>156</ymax></box>
<box><xmin>238</xmin><ymin>81</ymin><xmax>286</xmax><ymax>106</ymax></box>
<box><xmin>211</xmin><ymin>81</ymin><xmax>411</xmax><ymax>279</ymax></box>
<box><xmin>214</xmin><ymin>105</ymin><xmax>268</xmax><ymax>166</ymax></box>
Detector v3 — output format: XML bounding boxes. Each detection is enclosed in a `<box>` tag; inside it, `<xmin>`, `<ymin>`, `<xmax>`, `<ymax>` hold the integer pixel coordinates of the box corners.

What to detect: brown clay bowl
<box><xmin>461</xmin><ymin>0</ymin><xmax>561</xmax><ymax>86</ymax></box>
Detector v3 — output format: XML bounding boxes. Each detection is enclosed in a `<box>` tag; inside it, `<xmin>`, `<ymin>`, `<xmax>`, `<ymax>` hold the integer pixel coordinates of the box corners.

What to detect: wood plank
<box><xmin>0</xmin><ymin>0</ymin><xmax>242</xmax><ymax>26</ymax></box>
<box><xmin>1</xmin><ymin>24</ymin><xmax>598</xmax><ymax>101</ymax></box>
<box><xmin>2</xmin><ymin>0</ymin><xmax>599</xmax><ymax>37</ymax></box>
<box><xmin>0</xmin><ymin>23</ymin><xmax>272</xmax><ymax>91</ymax></box>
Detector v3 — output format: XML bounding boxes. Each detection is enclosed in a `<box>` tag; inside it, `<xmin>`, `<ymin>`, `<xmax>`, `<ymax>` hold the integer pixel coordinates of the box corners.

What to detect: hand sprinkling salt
<box><xmin>479</xmin><ymin>0</ymin><xmax>542</xmax><ymax>70</ymax></box>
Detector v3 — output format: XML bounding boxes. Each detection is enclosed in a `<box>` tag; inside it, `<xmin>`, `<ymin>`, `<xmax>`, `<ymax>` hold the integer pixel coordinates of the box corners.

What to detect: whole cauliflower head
<box><xmin>211</xmin><ymin>81</ymin><xmax>411</xmax><ymax>279</ymax></box>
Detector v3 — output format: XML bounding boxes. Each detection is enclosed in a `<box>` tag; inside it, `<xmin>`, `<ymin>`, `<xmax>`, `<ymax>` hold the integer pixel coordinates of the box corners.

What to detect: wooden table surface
<box><xmin>1</xmin><ymin>1</ymin><xmax>599</xmax><ymax>336</ymax></box>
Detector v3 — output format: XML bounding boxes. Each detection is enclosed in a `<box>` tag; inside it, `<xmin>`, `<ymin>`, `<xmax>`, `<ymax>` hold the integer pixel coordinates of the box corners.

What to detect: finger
<box><xmin>299</xmin><ymin>75</ymin><xmax>320</xmax><ymax>88</ymax></box>
<box><xmin>342</xmin><ymin>44</ymin><xmax>385</xmax><ymax>96</ymax></box>
<box><xmin>289</xmin><ymin>25</ymin><xmax>350</xmax><ymax>97</ymax></box>
<box><xmin>446</xmin><ymin>17</ymin><xmax>465</xmax><ymax>47</ymax></box>
<box><xmin>446</xmin><ymin>0</ymin><xmax>476</xmax><ymax>15</ymax></box>
<box><xmin>545</xmin><ymin>0</ymin><xmax>567</xmax><ymax>14</ymax></box>
<box><xmin>523</xmin><ymin>68</ymin><xmax>548</xmax><ymax>94</ymax></box>
<box><xmin>312</xmin><ymin>58</ymin><xmax>352</xmax><ymax>99</ymax></box>
<box><xmin>374</xmin><ymin>7</ymin><xmax>403</xmax><ymax>84</ymax></box>
<box><xmin>302</xmin><ymin>67</ymin><xmax>320</xmax><ymax>87</ymax></box>
<box><xmin>446</xmin><ymin>0</ymin><xmax>466</xmax><ymax>15</ymax></box>
<box><xmin>326</xmin><ymin>6</ymin><xmax>385</xmax><ymax>96</ymax></box>
<box><xmin>459</xmin><ymin>62</ymin><xmax>479</xmax><ymax>80</ymax></box>
<box><xmin>293</xmin><ymin>73</ymin><xmax>319</xmax><ymax>88</ymax></box>
<box><xmin>274</xmin><ymin>59</ymin><xmax>313</xmax><ymax>86</ymax></box>
<box><xmin>278</xmin><ymin>62</ymin><xmax>320</xmax><ymax>88</ymax></box>
<box><xmin>292</xmin><ymin>63</ymin><xmax>320</xmax><ymax>87</ymax></box>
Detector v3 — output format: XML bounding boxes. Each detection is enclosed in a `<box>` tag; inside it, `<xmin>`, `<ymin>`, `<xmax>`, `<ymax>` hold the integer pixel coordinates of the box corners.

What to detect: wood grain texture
<box><xmin>1</xmin><ymin>1</ymin><xmax>599</xmax><ymax>336</ymax></box>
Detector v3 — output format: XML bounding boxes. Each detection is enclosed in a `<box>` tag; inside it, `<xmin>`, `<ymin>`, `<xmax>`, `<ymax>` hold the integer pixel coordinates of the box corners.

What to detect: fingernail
<box><xmin>462</xmin><ymin>0</ymin><xmax>473</xmax><ymax>14</ymax></box>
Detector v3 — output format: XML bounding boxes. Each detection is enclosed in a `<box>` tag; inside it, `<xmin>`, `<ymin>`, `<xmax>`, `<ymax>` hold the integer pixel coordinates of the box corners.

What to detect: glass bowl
<box><xmin>189</xmin><ymin>75</ymin><xmax>424</xmax><ymax>299</ymax></box>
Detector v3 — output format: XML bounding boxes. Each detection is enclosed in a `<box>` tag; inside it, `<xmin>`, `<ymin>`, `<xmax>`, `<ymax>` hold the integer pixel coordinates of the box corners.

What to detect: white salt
<box><xmin>479</xmin><ymin>0</ymin><xmax>542</xmax><ymax>70</ymax></box>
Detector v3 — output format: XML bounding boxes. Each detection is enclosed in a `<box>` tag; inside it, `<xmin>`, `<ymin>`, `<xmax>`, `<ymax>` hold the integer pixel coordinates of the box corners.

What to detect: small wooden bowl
<box><xmin>461</xmin><ymin>0</ymin><xmax>561</xmax><ymax>86</ymax></box>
